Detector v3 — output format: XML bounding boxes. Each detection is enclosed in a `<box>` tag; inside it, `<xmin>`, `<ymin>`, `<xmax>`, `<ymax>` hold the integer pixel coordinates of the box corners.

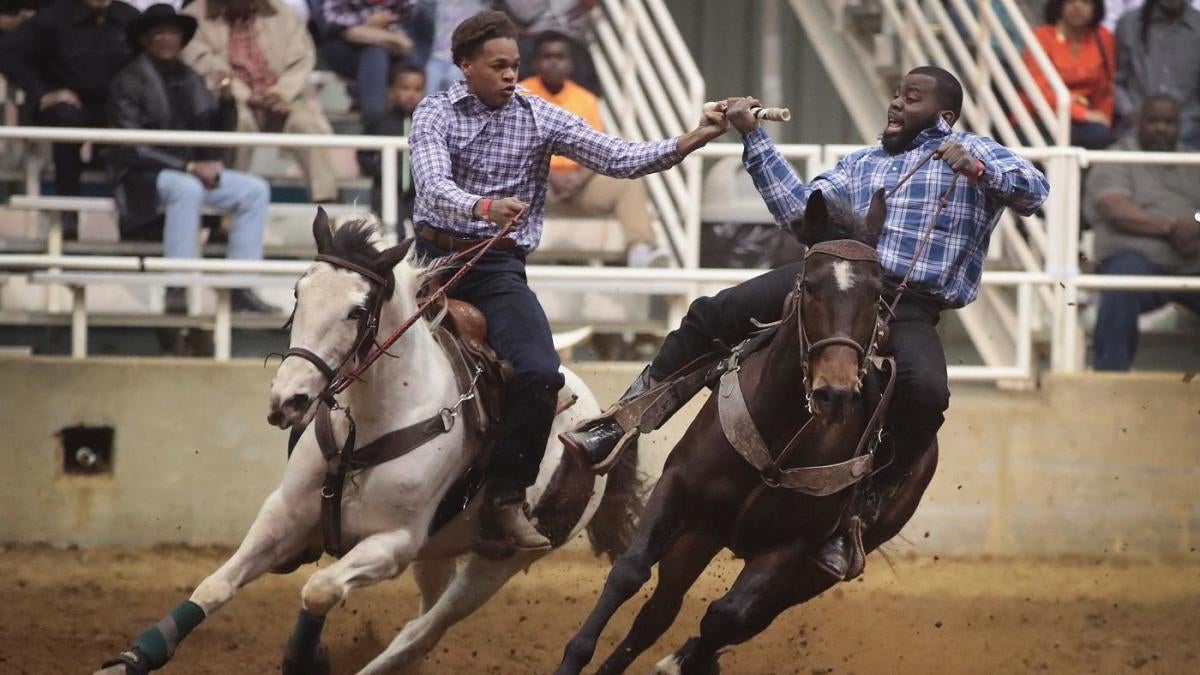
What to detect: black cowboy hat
<box><xmin>126</xmin><ymin>3</ymin><xmax>198</xmax><ymax>51</ymax></box>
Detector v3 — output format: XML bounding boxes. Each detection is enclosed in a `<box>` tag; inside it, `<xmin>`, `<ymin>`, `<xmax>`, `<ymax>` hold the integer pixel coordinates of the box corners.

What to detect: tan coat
<box><xmin>182</xmin><ymin>0</ymin><xmax>316</xmax><ymax>106</ymax></box>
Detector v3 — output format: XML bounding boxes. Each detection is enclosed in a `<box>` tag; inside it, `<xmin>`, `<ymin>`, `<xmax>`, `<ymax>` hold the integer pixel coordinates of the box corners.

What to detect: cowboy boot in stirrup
<box><xmin>490</xmin><ymin>491</ymin><xmax>551</xmax><ymax>551</ymax></box>
<box><xmin>814</xmin><ymin>516</ymin><xmax>867</xmax><ymax>581</ymax></box>
<box><xmin>560</xmin><ymin>365</ymin><xmax>658</xmax><ymax>471</ymax></box>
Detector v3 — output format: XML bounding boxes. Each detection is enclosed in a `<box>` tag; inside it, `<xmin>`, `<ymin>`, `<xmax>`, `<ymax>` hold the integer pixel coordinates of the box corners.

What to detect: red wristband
<box><xmin>480</xmin><ymin>198</ymin><xmax>493</xmax><ymax>221</ymax></box>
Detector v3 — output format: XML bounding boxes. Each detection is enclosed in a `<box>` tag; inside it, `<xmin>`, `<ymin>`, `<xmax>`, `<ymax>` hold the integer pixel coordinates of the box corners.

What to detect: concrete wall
<box><xmin>2</xmin><ymin>356</ymin><xmax>1197</xmax><ymax>557</ymax></box>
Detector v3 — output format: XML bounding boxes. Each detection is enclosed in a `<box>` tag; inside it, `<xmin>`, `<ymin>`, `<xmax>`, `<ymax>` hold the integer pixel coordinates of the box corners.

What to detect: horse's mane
<box><xmin>789</xmin><ymin>196</ymin><xmax>871</xmax><ymax>248</ymax></box>
<box><xmin>329</xmin><ymin>218</ymin><xmax>389</xmax><ymax>270</ymax></box>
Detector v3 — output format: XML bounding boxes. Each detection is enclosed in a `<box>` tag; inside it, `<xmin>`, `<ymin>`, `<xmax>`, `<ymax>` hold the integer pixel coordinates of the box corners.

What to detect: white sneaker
<box><xmin>626</xmin><ymin>242</ymin><xmax>672</xmax><ymax>268</ymax></box>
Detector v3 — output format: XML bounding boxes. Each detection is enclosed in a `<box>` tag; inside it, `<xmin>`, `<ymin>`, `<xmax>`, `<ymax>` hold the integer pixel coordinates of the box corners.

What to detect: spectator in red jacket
<box><xmin>1024</xmin><ymin>0</ymin><xmax>1117</xmax><ymax>148</ymax></box>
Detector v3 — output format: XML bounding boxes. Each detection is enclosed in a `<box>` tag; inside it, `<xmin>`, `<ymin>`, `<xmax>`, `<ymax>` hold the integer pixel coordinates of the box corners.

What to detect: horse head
<box><xmin>792</xmin><ymin>188</ymin><xmax>886</xmax><ymax>424</ymax></box>
<box><xmin>267</xmin><ymin>208</ymin><xmax>415</xmax><ymax>429</ymax></box>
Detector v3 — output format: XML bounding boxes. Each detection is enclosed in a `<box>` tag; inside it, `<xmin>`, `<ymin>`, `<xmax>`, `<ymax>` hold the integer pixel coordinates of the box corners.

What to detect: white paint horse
<box><xmin>97</xmin><ymin>210</ymin><xmax>643</xmax><ymax>675</ymax></box>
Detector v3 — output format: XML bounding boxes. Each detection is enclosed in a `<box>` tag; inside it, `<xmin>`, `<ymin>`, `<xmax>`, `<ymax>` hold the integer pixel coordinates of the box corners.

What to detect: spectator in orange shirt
<box><xmin>1024</xmin><ymin>0</ymin><xmax>1117</xmax><ymax>148</ymax></box>
<box><xmin>519</xmin><ymin>31</ymin><xmax>670</xmax><ymax>267</ymax></box>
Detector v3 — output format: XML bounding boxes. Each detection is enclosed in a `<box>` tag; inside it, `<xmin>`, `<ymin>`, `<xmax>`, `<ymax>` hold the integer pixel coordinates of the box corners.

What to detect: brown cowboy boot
<box><xmin>488</xmin><ymin>490</ymin><xmax>551</xmax><ymax>551</ymax></box>
<box><xmin>560</xmin><ymin>365</ymin><xmax>658</xmax><ymax>470</ymax></box>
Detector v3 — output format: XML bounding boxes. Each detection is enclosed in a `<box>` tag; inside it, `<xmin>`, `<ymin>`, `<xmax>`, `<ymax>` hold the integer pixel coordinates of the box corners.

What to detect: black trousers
<box><xmin>652</xmin><ymin>261</ymin><xmax>950</xmax><ymax>458</ymax></box>
<box><xmin>417</xmin><ymin>239</ymin><xmax>565</xmax><ymax>502</ymax></box>
<box><xmin>38</xmin><ymin>101</ymin><xmax>106</xmax><ymax>198</ymax></box>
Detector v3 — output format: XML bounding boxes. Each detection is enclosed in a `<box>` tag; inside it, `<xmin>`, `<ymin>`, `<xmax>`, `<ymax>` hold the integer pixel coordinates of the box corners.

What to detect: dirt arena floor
<box><xmin>1</xmin><ymin>546</ymin><xmax>1197</xmax><ymax>675</ymax></box>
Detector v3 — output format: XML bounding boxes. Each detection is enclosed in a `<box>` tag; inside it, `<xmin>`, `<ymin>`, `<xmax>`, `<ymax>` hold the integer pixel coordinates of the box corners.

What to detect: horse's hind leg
<box><xmin>554</xmin><ymin>472</ymin><xmax>691</xmax><ymax>675</ymax></box>
<box><xmin>655</xmin><ymin>543</ymin><xmax>835</xmax><ymax>675</ymax></box>
<box><xmin>356</xmin><ymin>550</ymin><xmax>543</xmax><ymax>674</ymax></box>
<box><xmin>594</xmin><ymin>531</ymin><xmax>722</xmax><ymax>675</ymax></box>
<box><xmin>283</xmin><ymin>528</ymin><xmax>421</xmax><ymax>675</ymax></box>
<box><xmin>95</xmin><ymin>489</ymin><xmax>317</xmax><ymax>675</ymax></box>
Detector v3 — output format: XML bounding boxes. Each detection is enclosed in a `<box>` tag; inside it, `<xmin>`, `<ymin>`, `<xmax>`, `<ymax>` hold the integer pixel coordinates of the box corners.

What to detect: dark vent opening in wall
<box><xmin>60</xmin><ymin>425</ymin><xmax>114</xmax><ymax>476</ymax></box>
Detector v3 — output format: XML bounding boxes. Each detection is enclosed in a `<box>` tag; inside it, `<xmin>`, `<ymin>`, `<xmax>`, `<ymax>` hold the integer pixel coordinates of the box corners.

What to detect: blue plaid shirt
<box><xmin>411</xmin><ymin>82</ymin><xmax>683</xmax><ymax>251</ymax></box>
<box><xmin>743</xmin><ymin>119</ymin><xmax>1049</xmax><ymax>307</ymax></box>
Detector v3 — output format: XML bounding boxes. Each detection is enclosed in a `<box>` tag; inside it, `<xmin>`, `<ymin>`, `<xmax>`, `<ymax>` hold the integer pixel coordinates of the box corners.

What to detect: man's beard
<box><xmin>880</xmin><ymin>114</ymin><xmax>940</xmax><ymax>154</ymax></box>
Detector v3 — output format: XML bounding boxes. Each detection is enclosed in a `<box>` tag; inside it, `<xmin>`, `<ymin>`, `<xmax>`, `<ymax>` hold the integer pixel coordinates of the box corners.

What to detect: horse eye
<box><xmin>347</xmin><ymin>307</ymin><xmax>366</xmax><ymax>321</ymax></box>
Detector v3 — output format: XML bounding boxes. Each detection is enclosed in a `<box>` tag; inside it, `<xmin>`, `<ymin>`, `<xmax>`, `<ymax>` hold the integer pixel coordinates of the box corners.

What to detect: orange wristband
<box><xmin>480</xmin><ymin>198</ymin><xmax>493</xmax><ymax>221</ymax></box>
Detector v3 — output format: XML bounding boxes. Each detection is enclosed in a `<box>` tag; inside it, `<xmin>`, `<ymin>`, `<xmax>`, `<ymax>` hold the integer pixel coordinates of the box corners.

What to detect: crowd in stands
<box><xmin>0</xmin><ymin>0</ymin><xmax>1195</xmax><ymax>368</ymax></box>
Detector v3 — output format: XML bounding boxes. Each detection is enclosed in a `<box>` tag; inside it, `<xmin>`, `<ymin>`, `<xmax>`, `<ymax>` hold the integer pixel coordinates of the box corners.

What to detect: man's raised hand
<box><xmin>724</xmin><ymin>96</ymin><xmax>763</xmax><ymax>136</ymax></box>
<box><xmin>934</xmin><ymin>140</ymin><xmax>983</xmax><ymax>179</ymax></box>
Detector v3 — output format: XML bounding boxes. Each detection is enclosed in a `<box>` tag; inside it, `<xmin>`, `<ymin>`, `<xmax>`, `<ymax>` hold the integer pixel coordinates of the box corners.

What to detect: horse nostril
<box><xmin>285</xmin><ymin>393</ymin><xmax>311</xmax><ymax>412</ymax></box>
<box><xmin>812</xmin><ymin>388</ymin><xmax>833</xmax><ymax>403</ymax></box>
<box><xmin>267</xmin><ymin>410</ymin><xmax>283</xmax><ymax>426</ymax></box>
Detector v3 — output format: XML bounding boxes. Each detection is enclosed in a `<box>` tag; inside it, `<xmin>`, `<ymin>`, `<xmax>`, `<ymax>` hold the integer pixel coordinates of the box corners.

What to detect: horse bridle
<box><xmin>796</xmin><ymin>239</ymin><xmax>885</xmax><ymax>410</ymax></box>
<box><xmin>281</xmin><ymin>254</ymin><xmax>394</xmax><ymax>405</ymax></box>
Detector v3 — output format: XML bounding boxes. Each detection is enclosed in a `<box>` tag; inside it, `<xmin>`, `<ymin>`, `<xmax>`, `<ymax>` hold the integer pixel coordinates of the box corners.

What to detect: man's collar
<box><xmin>447</xmin><ymin>81</ymin><xmax>532</xmax><ymax>110</ymax></box>
<box><xmin>1149</xmin><ymin>4</ymin><xmax>1199</xmax><ymax>27</ymax></box>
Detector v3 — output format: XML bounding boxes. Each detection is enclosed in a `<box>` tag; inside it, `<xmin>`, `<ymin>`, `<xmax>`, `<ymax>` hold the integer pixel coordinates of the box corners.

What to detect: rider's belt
<box><xmin>417</xmin><ymin>224</ymin><xmax>518</xmax><ymax>252</ymax></box>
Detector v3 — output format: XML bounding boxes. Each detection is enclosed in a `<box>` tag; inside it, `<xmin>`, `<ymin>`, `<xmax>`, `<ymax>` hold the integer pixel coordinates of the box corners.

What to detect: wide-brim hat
<box><xmin>126</xmin><ymin>3</ymin><xmax>198</xmax><ymax>51</ymax></box>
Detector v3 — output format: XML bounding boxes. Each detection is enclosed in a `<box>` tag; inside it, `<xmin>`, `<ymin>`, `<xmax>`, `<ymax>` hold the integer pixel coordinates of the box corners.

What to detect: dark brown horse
<box><xmin>553</xmin><ymin>190</ymin><xmax>939</xmax><ymax>675</ymax></box>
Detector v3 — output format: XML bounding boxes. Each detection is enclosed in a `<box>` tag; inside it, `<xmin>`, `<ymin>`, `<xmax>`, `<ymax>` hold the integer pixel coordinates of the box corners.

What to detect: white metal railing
<box><xmin>590</xmin><ymin>0</ymin><xmax>705</xmax><ymax>268</ymax></box>
<box><xmin>2</xmin><ymin>129</ymin><xmax>1199</xmax><ymax>378</ymax></box>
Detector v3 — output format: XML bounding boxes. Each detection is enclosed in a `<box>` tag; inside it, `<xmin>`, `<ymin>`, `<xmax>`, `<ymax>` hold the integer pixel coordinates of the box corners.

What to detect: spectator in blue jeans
<box><xmin>320</xmin><ymin>0</ymin><xmax>428</xmax><ymax>121</ymax></box>
<box><xmin>1084</xmin><ymin>94</ymin><xmax>1200</xmax><ymax>370</ymax></box>
<box><xmin>107</xmin><ymin>4</ymin><xmax>275</xmax><ymax>315</ymax></box>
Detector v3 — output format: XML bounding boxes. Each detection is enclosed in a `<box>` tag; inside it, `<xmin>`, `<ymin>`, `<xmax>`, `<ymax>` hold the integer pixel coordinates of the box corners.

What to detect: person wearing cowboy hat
<box><xmin>107</xmin><ymin>3</ymin><xmax>278</xmax><ymax>316</ymax></box>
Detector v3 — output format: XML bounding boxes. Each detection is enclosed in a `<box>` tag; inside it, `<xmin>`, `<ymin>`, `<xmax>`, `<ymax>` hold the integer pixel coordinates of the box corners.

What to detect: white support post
<box><xmin>70</xmin><ymin>285</ymin><xmax>87</xmax><ymax>358</ymax></box>
<box><xmin>46</xmin><ymin>210</ymin><xmax>64</xmax><ymax>313</ymax></box>
<box><xmin>380</xmin><ymin>145</ymin><xmax>399</xmax><ymax>244</ymax></box>
<box><xmin>214</xmin><ymin>289</ymin><xmax>232</xmax><ymax>361</ymax></box>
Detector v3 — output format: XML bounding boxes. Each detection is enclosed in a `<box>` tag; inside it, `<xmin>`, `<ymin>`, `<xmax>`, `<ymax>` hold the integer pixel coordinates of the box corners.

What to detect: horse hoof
<box><xmin>96</xmin><ymin>649</ymin><xmax>151</xmax><ymax>675</ymax></box>
<box><xmin>281</xmin><ymin>643</ymin><xmax>331</xmax><ymax>675</ymax></box>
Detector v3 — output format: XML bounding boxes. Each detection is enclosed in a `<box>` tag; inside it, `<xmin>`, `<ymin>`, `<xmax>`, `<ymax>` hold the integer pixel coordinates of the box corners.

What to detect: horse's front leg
<box><xmin>96</xmin><ymin>488</ymin><xmax>319</xmax><ymax>674</ymax></box>
<box><xmin>282</xmin><ymin>528</ymin><xmax>422</xmax><ymax>675</ymax></box>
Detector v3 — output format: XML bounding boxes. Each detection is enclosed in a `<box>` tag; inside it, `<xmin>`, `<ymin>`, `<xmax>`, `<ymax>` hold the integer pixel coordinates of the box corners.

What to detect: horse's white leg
<box><xmin>356</xmin><ymin>551</ymin><xmax>544</xmax><ymax>675</ymax></box>
<box><xmin>411</xmin><ymin>559</ymin><xmax>458</xmax><ymax>615</ymax></box>
<box><xmin>97</xmin><ymin>488</ymin><xmax>317</xmax><ymax>674</ymax></box>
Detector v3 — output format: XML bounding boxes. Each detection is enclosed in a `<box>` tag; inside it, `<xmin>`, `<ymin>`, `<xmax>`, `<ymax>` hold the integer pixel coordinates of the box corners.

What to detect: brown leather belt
<box><xmin>416</xmin><ymin>224</ymin><xmax>518</xmax><ymax>252</ymax></box>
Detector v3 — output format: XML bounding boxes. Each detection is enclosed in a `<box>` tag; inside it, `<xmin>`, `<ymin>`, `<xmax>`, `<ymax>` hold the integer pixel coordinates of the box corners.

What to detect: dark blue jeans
<box><xmin>320</xmin><ymin>39</ymin><xmax>393</xmax><ymax>121</ymax></box>
<box><xmin>417</xmin><ymin>238</ymin><xmax>564</xmax><ymax>498</ymax></box>
<box><xmin>1071</xmin><ymin>121</ymin><xmax>1113</xmax><ymax>149</ymax></box>
<box><xmin>1093</xmin><ymin>250</ymin><xmax>1200</xmax><ymax>371</ymax></box>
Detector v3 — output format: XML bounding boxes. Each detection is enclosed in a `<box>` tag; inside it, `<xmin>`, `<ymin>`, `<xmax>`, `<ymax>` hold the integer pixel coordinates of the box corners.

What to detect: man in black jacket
<box><xmin>107</xmin><ymin>4</ymin><xmax>275</xmax><ymax>314</ymax></box>
<box><xmin>0</xmin><ymin>0</ymin><xmax>139</xmax><ymax>232</ymax></box>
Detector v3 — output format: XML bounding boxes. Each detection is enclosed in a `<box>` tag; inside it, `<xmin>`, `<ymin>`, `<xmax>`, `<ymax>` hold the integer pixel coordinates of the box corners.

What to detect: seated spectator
<box><xmin>1083</xmin><ymin>94</ymin><xmax>1200</xmax><ymax>370</ymax></box>
<box><xmin>425</xmin><ymin>0</ymin><xmax>488</xmax><ymax>93</ymax></box>
<box><xmin>183</xmin><ymin>0</ymin><xmax>338</xmax><ymax>203</ymax></box>
<box><xmin>519</xmin><ymin>31</ymin><xmax>669</xmax><ymax>268</ymax></box>
<box><xmin>1114</xmin><ymin>0</ymin><xmax>1200</xmax><ymax>145</ymax></box>
<box><xmin>357</xmin><ymin>63</ymin><xmax>423</xmax><ymax>231</ymax></box>
<box><xmin>320</xmin><ymin>0</ymin><xmax>419</xmax><ymax>121</ymax></box>
<box><xmin>107</xmin><ymin>4</ymin><xmax>276</xmax><ymax>314</ymax></box>
<box><xmin>1025</xmin><ymin>0</ymin><xmax>1116</xmax><ymax>148</ymax></box>
<box><xmin>506</xmin><ymin>0</ymin><xmax>600</xmax><ymax>95</ymax></box>
<box><xmin>0</xmin><ymin>0</ymin><xmax>139</xmax><ymax>237</ymax></box>
<box><xmin>0</xmin><ymin>1</ymin><xmax>36</xmax><ymax>36</ymax></box>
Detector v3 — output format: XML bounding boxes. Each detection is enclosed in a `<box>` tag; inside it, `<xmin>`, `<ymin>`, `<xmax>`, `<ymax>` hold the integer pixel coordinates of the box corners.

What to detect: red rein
<box><xmin>329</xmin><ymin>217</ymin><xmax>521</xmax><ymax>395</ymax></box>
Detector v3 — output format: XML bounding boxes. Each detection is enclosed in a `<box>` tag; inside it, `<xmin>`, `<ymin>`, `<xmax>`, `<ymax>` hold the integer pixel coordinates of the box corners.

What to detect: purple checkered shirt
<box><xmin>410</xmin><ymin>82</ymin><xmax>683</xmax><ymax>251</ymax></box>
<box><xmin>743</xmin><ymin>119</ymin><xmax>1049</xmax><ymax>307</ymax></box>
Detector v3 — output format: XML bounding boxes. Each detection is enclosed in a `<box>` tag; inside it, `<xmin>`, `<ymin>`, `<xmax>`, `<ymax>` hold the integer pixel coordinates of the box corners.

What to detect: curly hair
<box><xmin>450</xmin><ymin>10</ymin><xmax>518</xmax><ymax>67</ymax></box>
<box><xmin>1043</xmin><ymin>0</ymin><xmax>1105</xmax><ymax>28</ymax></box>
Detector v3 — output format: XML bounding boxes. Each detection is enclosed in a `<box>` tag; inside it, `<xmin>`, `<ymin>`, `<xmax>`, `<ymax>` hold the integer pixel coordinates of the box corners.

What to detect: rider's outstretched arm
<box><xmin>742</xmin><ymin>127</ymin><xmax>855</xmax><ymax>227</ymax></box>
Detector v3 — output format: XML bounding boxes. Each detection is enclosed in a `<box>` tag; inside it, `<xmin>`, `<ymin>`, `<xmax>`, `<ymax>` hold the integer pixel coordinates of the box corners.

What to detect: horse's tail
<box><xmin>585</xmin><ymin>439</ymin><xmax>647</xmax><ymax>562</ymax></box>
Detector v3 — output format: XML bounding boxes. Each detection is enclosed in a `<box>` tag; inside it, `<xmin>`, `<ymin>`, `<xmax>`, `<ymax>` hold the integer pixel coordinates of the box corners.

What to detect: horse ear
<box><xmin>374</xmin><ymin>237</ymin><xmax>415</xmax><ymax>273</ymax></box>
<box><xmin>312</xmin><ymin>207</ymin><xmax>334</xmax><ymax>255</ymax></box>
<box><xmin>865</xmin><ymin>188</ymin><xmax>887</xmax><ymax>247</ymax></box>
<box><xmin>789</xmin><ymin>189</ymin><xmax>828</xmax><ymax>246</ymax></box>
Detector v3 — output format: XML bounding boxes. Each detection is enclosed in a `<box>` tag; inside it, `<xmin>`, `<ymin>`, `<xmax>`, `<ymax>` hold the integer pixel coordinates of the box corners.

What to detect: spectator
<box><xmin>183</xmin><ymin>0</ymin><xmax>338</xmax><ymax>203</ymax></box>
<box><xmin>1083</xmin><ymin>94</ymin><xmax>1200</xmax><ymax>370</ymax></box>
<box><xmin>0</xmin><ymin>0</ymin><xmax>139</xmax><ymax>237</ymax></box>
<box><xmin>0</xmin><ymin>1</ymin><xmax>36</xmax><ymax>36</ymax></box>
<box><xmin>425</xmin><ymin>0</ymin><xmax>489</xmax><ymax>93</ymax></box>
<box><xmin>357</xmin><ymin>63</ymin><xmax>423</xmax><ymax>232</ymax></box>
<box><xmin>1025</xmin><ymin>0</ymin><xmax>1116</xmax><ymax>148</ymax></box>
<box><xmin>1114</xmin><ymin>0</ymin><xmax>1200</xmax><ymax>144</ymax></box>
<box><xmin>107</xmin><ymin>4</ymin><xmax>276</xmax><ymax>314</ymax></box>
<box><xmin>505</xmin><ymin>0</ymin><xmax>600</xmax><ymax>95</ymax></box>
<box><xmin>519</xmin><ymin>31</ymin><xmax>669</xmax><ymax>267</ymax></box>
<box><xmin>320</xmin><ymin>0</ymin><xmax>418</xmax><ymax>121</ymax></box>
<box><xmin>1101</xmin><ymin>0</ymin><xmax>1200</xmax><ymax>30</ymax></box>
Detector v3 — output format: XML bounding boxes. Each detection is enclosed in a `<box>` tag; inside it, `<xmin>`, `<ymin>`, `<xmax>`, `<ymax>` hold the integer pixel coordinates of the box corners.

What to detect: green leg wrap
<box><xmin>133</xmin><ymin>601</ymin><xmax>206</xmax><ymax>669</ymax></box>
